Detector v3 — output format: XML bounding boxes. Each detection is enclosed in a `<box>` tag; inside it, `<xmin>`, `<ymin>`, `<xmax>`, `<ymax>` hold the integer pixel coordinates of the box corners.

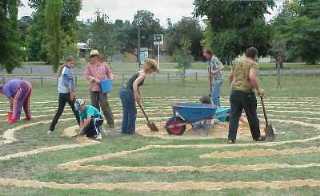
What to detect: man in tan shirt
<box><xmin>228</xmin><ymin>47</ymin><xmax>265</xmax><ymax>144</ymax></box>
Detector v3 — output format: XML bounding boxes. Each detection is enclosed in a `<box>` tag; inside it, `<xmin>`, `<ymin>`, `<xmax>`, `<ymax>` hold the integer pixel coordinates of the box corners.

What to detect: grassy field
<box><xmin>106</xmin><ymin>62</ymin><xmax>320</xmax><ymax>72</ymax></box>
<box><xmin>0</xmin><ymin>75</ymin><xmax>320</xmax><ymax>195</ymax></box>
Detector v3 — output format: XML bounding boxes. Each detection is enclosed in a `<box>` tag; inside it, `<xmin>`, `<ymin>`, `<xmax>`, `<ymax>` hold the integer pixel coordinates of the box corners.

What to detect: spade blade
<box><xmin>265</xmin><ymin>124</ymin><xmax>276</xmax><ymax>141</ymax></box>
<box><xmin>148</xmin><ymin>122</ymin><xmax>159</xmax><ymax>132</ymax></box>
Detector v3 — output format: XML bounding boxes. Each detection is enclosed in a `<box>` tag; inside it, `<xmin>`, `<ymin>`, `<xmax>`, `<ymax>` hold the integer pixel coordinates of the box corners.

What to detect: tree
<box><xmin>90</xmin><ymin>11</ymin><xmax>117</xmax><ymax>58</ymax></box>
<box><xmin>194</xmin><ymin>0</ymin><xmax>275</xmax><ymax>64</ymax></box>
<box><xmin>61</xmin><ymin>0</ymin><xmax>81</xmax><ymax>57</ymax></box>
<box><xmin>27</xmin><ymin>0</ymin><xmax>81</xmax><ymax>66</ymax></box>
<box><xmin>45</xmin><ymin>0</ymin><xmax>63</xmax><ymax>71</ymax></box>
<box><xmin>174</xmin><ymin>37</ymin><xmax>193</xmax><ymax>81</ymax></box>
<box><xmin>132</xmin><ymin>10</ymin><xmax>163</xmax><ymax>50</ymax></box>
<box><xmin>113</xmin><ymin>19</ymin><xmax>136</xmax><ymax>53</ymax></box>
<box><xmin>166</xmin><ymin>17</ymin><xmax>203</xmax><ymax>60</ymax></box>
<box><xmin>0</xmin><ymin>0</ymin><xmax>22</xmax><ymax>73</ymax></box>
<box><xmin>271</xmin><ymin>0</ymin><xmax>320</xmax><ymax>64</ymax></box>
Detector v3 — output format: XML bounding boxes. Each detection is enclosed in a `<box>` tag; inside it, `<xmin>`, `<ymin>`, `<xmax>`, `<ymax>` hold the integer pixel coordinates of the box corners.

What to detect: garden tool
<box><xmin>138</xmin><ymin>103</ymin><xmax>159</xmax><ymax>132</ymax></box>
<box><xmin>208</xmin><ymin>66</ymin><xmax>213</xmax><ymax>96</ymax></box>
<box><xmin>260</xmin><ymin>96</ymin><xmax>276</xmax><ymax>141</ymax></box>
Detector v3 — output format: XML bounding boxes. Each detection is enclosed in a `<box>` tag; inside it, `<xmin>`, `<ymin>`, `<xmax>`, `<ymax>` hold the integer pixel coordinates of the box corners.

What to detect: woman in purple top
<box><xmin>0</xmin><ymin>79</ymin><xmax>32</xmax><ymax>124</ymax></box>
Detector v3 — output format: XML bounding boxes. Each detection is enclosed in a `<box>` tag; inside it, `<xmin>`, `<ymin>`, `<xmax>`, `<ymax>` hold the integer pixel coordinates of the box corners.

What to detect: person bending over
<box><xmin>75</xmin><ymin>99</ymin><xmax>103</xmax><ymax>140</ymax></box>
<box><xmin>228</xmin><ymin>47</ymin><xmax>265</xmax><ymax>144</ymax></box>
<box><xmin>120</xmin><ymin>59</ymin><xmax>159</xmax><ymax>135</ymax></box>
<box><xmin>0</xmin><ymin>79</ymin><xmax>32</xmax><ymax>124</ymax></box>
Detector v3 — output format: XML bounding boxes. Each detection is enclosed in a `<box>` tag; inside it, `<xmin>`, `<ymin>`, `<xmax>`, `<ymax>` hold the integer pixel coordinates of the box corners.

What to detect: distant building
<box><xmin>77</xmin><ymin>42</ymin><xmax>90</xmax><ymax>57</ymax></box>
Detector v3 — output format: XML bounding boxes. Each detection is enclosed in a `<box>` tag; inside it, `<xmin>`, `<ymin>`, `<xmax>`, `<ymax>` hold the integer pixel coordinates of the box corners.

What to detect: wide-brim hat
<box><xmin>89</xmin><ymin>50</ymin><xmax>100</xmax><ymax>57</ymax></box>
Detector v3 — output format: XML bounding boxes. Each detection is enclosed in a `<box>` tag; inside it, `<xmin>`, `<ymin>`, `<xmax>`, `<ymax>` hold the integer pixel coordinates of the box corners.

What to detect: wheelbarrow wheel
<box><xmin>165</xmin><ymin>117</ymin><xmax>186</xmax><ymax>136</ymax></box>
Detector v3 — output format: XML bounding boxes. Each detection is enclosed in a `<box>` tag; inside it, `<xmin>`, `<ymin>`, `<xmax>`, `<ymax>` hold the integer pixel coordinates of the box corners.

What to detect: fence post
<box><xmin>167</xmin><ymin>73</ymin><xmax>170</xmax><ymax>82</ymax></box>
<box><xmin>2</xmin><ymin>77</ymin><xmax>5</xmax><ymax>84</ymax></box>
<box><xmin>40</xmin><ymin>77</ymin><xmax>44</xmax><ymax>88</ymax></box>
<box><xmin>30</xmin><ymin>67</ymin><xmax>33</xmax><ymax>74</ymax></box>
<box><xmin>195</xmin><ymin>72</ymin><xmax>198</xmax><ymax>81</ymax></box>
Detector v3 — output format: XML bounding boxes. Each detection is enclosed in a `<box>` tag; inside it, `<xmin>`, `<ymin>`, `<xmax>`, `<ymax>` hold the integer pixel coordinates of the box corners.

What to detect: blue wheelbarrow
<box><xmin>165</xmin><ymin>103</ymin><xmax>230</xmax><ymax>135</ymax></box>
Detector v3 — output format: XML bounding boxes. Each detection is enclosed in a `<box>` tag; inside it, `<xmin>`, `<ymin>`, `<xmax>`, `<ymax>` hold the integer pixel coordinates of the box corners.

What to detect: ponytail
<box><xmin>57</xmin><ymin>64</ymin><xmax>65</xmax><ymax>78</ymax></box>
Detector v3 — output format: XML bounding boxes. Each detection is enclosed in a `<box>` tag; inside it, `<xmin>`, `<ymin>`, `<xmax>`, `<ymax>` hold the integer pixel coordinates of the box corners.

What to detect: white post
<box><xmin>157</xmin><ymin>44</ymin><xmax>160</xmax><ymax>68</ymax></box>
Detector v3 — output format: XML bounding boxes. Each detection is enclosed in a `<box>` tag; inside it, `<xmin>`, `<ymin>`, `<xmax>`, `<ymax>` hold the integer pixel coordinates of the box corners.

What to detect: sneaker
<box><xmin>227</xmin><ymin>139</ymin><xmax>236</xmax><ymax>144</ymax></box>
<box><xmin>254</xmin><ymin>136</ymin><xmax>266</xmax><ymax>142</ymax></box>
<box><xmin>8</xmin><ymin>118</ymin><xmax>17</xmax><ymax>125</ymax></box>
<box><xmin>47</xmin><ymin>130</ymin><xmax>53</xmax><ymax>135</ymax></box>
<box><xmin>95</xmin><ymin>133</ymin><xmax>102</xmax><ymax>140</ymax></box>
<box><xmin>25</xmin><ymin>116</ymin><xmax>32</xmax><ymax>121</ymax></box>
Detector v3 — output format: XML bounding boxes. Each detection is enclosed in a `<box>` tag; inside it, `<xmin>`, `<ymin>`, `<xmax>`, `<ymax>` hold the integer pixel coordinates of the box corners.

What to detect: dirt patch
<box><xmin>58</xmin><ymin>162</ymin><xmax>320</xmax><ymax>173</ymax></box>
<box><xmin>136</xmin><ymin>120</ymin><xmax>251</xmax><ymax>140</ymax></box>
<box><xmin>62</xmin><ymin>126</ymin><xmax>79</xmax><ymax>138</ymax></box>
<box><xmin>0</xmin><ymin>178</ymin><xmax>320</xmax><ymax>191</ymax></box>
<box><xmin>200</xmin><ymin>147</ymin><xmax>320</xmax><ymax>159</ymax></box>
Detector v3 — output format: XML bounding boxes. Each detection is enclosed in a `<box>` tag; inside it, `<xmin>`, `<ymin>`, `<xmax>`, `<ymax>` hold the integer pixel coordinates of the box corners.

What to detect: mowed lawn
<box><xmin>0</xmin><ymin>75</ymin><xmax>320</xmax><ymax>195</ymax></box>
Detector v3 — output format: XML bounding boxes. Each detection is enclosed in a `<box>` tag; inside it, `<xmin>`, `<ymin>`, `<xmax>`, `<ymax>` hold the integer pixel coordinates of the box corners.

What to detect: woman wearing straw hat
<box><xmin>84</xmin><ymin>50</ymin><xmax>114</xmax><ymax>129</ymax></box>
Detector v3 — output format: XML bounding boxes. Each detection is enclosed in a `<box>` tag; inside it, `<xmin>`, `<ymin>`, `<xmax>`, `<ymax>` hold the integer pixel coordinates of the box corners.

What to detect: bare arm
<box><xmin>79</xmin><ymin>118</ymin><xmax>91</xmax><ymax>134</ymax></box>
<box><xmin>133</xmin><ymin>74</ymin><xmax>145</xmax><ymax>104</ymax></box>
<box><xmin>249</xmin><ymin>68</ymin><xmax>264</xmax><ymax>96</ymax></box>
<box><xmin>229</xmin><ymin>71</ymin><xmax>234</xmax><ymax>85</ymax></box>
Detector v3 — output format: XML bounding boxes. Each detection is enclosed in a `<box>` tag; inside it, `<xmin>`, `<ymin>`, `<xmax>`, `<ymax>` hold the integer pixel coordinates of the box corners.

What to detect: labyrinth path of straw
<box><xmin>0</xmin><ymin>97</ymin><xmax>320</xmax><ymax>191</ymax></box>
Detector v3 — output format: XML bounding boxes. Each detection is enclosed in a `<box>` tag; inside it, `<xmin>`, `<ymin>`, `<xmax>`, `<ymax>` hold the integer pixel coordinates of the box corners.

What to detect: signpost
<box><xmin>154</xmin><ymin>34</ymin><xmax>163</xmax><ymax>68</ymax></box>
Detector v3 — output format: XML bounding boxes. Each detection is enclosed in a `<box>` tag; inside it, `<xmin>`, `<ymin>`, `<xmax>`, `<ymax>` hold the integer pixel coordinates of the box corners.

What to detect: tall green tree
<box><xmin>174</xmin><ymin>37</ymin><xmax>193</xmax><ymax>82</ymax></box>
<box><xmin>0</xmin><ymin>0</ymin><xmax>21</xmax><ymax>73</ymax></box>
<box><xmin>132</xmin><ymin>10</ymin><xmax>163</xmax><ymax>49</ymax></box>
<box><xmin>90</xmin><ymin>11</ymin><xmax>117</xmax><ymax>58</ymax></box>
<box><xmin>166</xmin><ymin>17</ymin><xmax>203</xmax><ymax>60</ymax></box>
<box><xmin>194</xmin><ymin>0</ymin><xmax>275</xmax><ymax>64</ymax></box>
<box><xmin>45</xmin><ymin>0</ymin><xmax>63</xmax><ymax>71</ymax></box>
<box><xmin>272</xmin><ymin>0</ymin><xmax>320</xmax><ymax>64</ymax></box>
<box><xmin>27</xmin><ymin>0</ymin><xmax>81</xmax><ymax>66</ymax></box>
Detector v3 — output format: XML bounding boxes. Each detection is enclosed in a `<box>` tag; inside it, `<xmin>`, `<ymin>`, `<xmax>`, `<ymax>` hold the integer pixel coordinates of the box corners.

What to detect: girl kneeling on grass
<box><xmin>0</xmin><ymin>79</ymin><xmax>32</xmax><ymax>124</ymax></box>
<box><xmin>48</xmin><ymin>56</ymin><xmax>80</xmax><ymax>134</ymax></box>
<box><xmin>120</xmin><ymin>59</ymin><xmax>159</xmax><ymax>135</ymax></box>
<box><xmin>75</xmin><ymin>99</ymin><xmax>103</xmax><ymax>140</ymax></box>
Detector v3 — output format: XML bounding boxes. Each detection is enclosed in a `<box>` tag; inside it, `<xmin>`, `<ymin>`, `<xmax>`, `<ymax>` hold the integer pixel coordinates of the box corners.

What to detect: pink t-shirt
<box><xmin>84</xmin><ymin>62</ymin><xmax>112</xmax><ymax>92</ymax></box>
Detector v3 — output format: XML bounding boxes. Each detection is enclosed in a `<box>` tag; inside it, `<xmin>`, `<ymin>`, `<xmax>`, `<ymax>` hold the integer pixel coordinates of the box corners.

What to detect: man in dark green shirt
<box><xmin>228</xmin><ymin>47</ymin><xmax>265</xmax><ymax>144</ymax></box>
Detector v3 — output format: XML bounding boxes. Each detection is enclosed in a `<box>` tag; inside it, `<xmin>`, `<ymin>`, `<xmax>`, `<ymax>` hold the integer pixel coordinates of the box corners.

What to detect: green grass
<box><xmin>0</xmin><ymin>75</ymin><xmax>320</xmax><ymax>195</ymax></box>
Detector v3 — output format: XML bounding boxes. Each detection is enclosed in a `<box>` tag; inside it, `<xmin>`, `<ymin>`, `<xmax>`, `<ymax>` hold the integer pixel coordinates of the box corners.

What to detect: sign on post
<box><xmin>154</xmin><ymin>34</ymin><xmax>163</xmax><ymax>68</ymax></box>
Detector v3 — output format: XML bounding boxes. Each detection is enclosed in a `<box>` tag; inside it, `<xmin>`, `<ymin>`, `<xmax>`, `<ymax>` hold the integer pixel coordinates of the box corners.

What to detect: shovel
<box><xmin>138</xmin><ymin>103</ymin><xmax>159</xmax><ymax>132</ymax></box>
<box><xmin>260</xmin><ymin>96</ymin><xmax>276</xmax><ymax>141</ymax></box>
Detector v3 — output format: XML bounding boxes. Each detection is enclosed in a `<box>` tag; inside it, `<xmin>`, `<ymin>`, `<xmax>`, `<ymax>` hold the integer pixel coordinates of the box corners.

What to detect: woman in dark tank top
<box><xmin>119</xmin><ymin>59</ymin><xmax>159</xmax><ymax>134</ymax></box>
<box><xmin>126</xmin><ymin>73</ymin><xmax>145</xmax><ymax>92</ymax></box>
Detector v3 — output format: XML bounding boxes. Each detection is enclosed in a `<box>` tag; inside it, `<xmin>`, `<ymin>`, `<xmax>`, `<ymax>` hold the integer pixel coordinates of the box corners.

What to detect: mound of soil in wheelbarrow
<box><xmin>136</xmin><ymin>120</ymin><xmax>252</xmax><ymax>140</ymax></box>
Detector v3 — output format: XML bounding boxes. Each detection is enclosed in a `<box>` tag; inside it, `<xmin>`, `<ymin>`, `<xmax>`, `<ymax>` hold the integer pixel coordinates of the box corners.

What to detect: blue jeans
<box><xmin>120</xmin><ymin>88</ymin><xmax>137</xmax><ymax>134</ymax></box>
<box><xmin>211</xmin><ymin>79</ymin><xmax>223</xmax><ymax>107</ymax></box>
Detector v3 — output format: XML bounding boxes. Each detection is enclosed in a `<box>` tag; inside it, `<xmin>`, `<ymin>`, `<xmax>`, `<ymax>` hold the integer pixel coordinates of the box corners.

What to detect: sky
<box><xmin>19</xmin><ymin>0</ymin><xmax>283</xmax><ymax>26</ymax></box>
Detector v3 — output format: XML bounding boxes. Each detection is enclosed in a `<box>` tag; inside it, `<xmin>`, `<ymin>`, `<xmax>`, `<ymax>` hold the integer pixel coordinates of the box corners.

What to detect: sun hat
<box><xmin>89</xmin><ymin>50</ymin><xmax>100</xmax><ymax>57</ymax></box>
<box><xmin>74</xmin><ymin>99</ymin><xmax>86</xmax><ymax>111</ymax></box>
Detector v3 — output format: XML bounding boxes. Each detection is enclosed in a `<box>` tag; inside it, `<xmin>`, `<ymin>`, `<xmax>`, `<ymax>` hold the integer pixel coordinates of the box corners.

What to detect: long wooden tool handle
<box><xmin>208</xmin><ymin>66</ymin><xmax>213</xmax><ymax>94</ymax></box>
<box><xmin>260</xmin><ymin>96</ymin><xmax>269</xmax><ymax>126</ymax></box>
<box><xmin>138</xmin><ymin>103</ymin><xmax>151</xmax><ymax>123</ymax></box>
